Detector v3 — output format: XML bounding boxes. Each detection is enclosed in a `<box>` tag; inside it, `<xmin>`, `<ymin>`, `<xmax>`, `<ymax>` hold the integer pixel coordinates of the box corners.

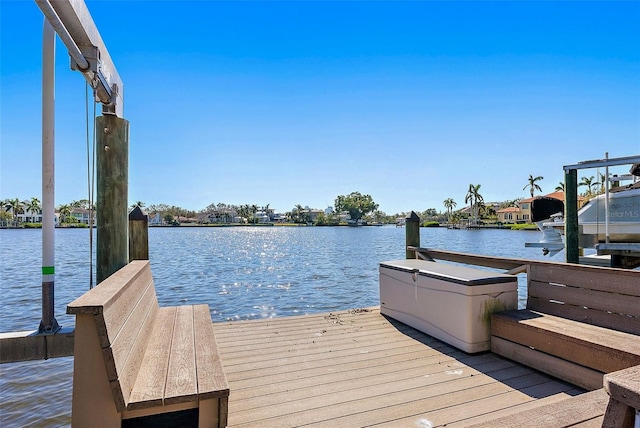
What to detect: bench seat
<box><xmin>491</xmin><ymin>263</ymin><xmax>640</xmax><ymax>391</ymax></box>
<box><xmin>68</xmin><ymin>260</ymin><xmax>229</xmax><ymax>427</ymax></box>
<box><xmin>493</xmin><ymin>309</ymin><xmax>640</xmax><ymax>373</ymax></box>
<box><xmin>467</xmin><ymin>388</ymin><xmax>609</xmax><ymax>428</ymax></box>
<box><xmin>126</xmin><ymin>305</ymin><xmax>228</xmax><ymax>412</ymax></box>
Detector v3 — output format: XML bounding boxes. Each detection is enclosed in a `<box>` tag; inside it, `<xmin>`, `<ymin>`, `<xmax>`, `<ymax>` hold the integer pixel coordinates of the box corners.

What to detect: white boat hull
<box><xmin>578</xmin><ymin>187</ymin><xmax>640</xmax><ymax>243</ymax></box>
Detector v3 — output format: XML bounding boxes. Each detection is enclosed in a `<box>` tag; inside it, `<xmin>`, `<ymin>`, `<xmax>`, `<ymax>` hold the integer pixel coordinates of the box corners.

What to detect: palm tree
<box><xmin>27</xmin><ymin>197</ymin><xmax>41</xmax><ymax>222</ymax></box>
<box><xmin>579</xmin><ymin>176</ymin><xmax>599</xmax><ymax>197</ymax></box>
<box><xmin>238</xmin><ymin>204</ymin><xmax>250</xmax><ymax>224</ymax></box>
<box><xmin>295</xmin><ymin>204</ymin><xmax>304</xmax><ymax>223</ymax></box>
<box><xmin>465</xmin><ymin>184</ymin><xmax>483</xmax><ymax>224</ymax></box>
<box><xmin>250</xmin><ymin>204</ymin><xmax>258</xmax><ymax>224</ymax></box>
<box><xmin>7</xmin><ymin>198</ymin><xmax>23</xmax><ymax>225</ymax></box>
<box><xmin>57</xmin><ymin>204</ymin><xmax>72</xmax><ymax>223</ymax></box>
<box><xmin>555</xmin><ymin>182</ymin><xmax>565</xmax><ymax>192</ymax></box>
<box><xmin>598</xmin><ymin>173</ymin><xmax>607</xmax><ymax>194</ymax></box>
<box><xmin>443</xmin><ymin>198</ymin><xmax>457</xmax><ymax>224</ymax></box>
<box><xmin>262</xmin><ymin>203</ymin><xmax>271</xmax><ymax>221</ymax></box>
<box><xmin>523</xmin><ymin>175</ymin><xmax>544</xmax><ymax>198</ymax></box>
<box><xmin>130</xmin><ymin>201</ymin><xmax>145</xmax><ymax>211</ymax></box>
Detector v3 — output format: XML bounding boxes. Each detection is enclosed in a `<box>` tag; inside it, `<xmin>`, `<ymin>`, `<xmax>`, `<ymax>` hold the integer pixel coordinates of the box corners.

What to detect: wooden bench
<box><xmin>67</xmin><ymin>260</ymin><xmax>229</xmax><ymax>427</ymax></box>
<box><xmin>491</xmin><ymin>262</ymin><xmax>640</xmax><ymax>391</ymax></box>
<box><xmin>603</xmin><ymin>365</ymin><xmax>640</xmax><ymax>427</ymax></box>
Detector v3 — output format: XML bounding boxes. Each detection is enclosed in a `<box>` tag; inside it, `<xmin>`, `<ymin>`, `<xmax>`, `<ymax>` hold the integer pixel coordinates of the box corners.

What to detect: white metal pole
<box><xmin>36</xmin><ymin>0</ymin><xmax>89</xmax><ymax>70</ymax></box>
<box><xmin>40</xmin><ymin>18</ymin><xmax>60</xmax><ymax>334</ymax></box>
<box><xmin>604</xmin><ymin>152</ymin><xmax>610</xmax><ymax>244</ymax></box>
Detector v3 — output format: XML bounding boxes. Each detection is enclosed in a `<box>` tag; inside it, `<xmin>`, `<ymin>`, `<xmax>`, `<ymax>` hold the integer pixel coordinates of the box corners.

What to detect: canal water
<box><xmin>0</xmin><ymin>225</ymin><xmax>549</xmax><ymax>427</ymax></box>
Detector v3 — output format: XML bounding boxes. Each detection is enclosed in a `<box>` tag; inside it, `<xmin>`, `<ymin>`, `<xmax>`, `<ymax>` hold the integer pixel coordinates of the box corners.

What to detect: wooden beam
<box><xmin>405</xmin><ymin>211</ymin><xmax>420</xmax><ymax>259</ymax></box>
<box><xmin>0</xmin><ymin>328</ymin><xmax>74</xmax><ymax>363</ymax></box>
<box><xmin>96</xmin><ymin>115</ymin><xmax>130</xmax><ymax>283</ymax></box>
<box><xmin>565</xmin><ymin>168</ymin><xmax>579</xmax><ymax>264</ymax></box>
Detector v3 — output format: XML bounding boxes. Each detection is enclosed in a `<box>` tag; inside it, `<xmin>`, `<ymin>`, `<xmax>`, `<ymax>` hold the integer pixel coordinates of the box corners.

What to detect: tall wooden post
<box><xmin>405</xmin><ymin>211</ymin><xmax>421</xmax><ymax>259</ymax></box>
<box><xmin>565</xmin><ymin>168</ymin><xmax>579</xmax><ymax>264</ymax></box>
<box><xmin>129</xmin><ymin>206</ymin><xmax>149</xmax><ymax>261</ymax></box>
<box><xmin>97</xmin><ymin>115</ymin><xmax>129</xmax><ymax>283</ymax></box>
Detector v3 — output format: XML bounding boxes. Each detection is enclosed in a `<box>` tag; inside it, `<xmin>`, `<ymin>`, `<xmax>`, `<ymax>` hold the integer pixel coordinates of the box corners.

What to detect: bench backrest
<box><xmin>527</xmin><ymin>263</ymin><xmax>640</xmax><ymax>335</ymax></box>
<box><xmin>67</xmin><ymin>260</ymin><xmax>159</xmax><ymax>412</ymax></box>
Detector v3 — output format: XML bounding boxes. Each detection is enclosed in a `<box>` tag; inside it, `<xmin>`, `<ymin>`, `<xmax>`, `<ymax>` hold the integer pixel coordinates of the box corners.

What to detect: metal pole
<box><xmin>39</xmin><ymin>18</ymin><xmax>60</xmax><ymax>334</ymax></box>
<box><xmin>35</xmin><ymin>0</ymin><xmax>89</xmax><ymax>70</ymax></box>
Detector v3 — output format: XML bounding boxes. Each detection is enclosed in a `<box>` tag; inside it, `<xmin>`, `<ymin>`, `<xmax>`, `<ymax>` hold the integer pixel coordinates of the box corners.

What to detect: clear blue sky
<box><xmin>2</xmin><ymin>1</ymin><xmax>639</xmax><ymax>215</ymax></box>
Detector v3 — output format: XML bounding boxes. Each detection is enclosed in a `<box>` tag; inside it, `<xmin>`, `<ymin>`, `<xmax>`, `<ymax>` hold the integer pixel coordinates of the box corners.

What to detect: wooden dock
<box><xmin>213</xmin><ymin>307</ymin><xmax>589</xmax><ymax>427</ymax></box>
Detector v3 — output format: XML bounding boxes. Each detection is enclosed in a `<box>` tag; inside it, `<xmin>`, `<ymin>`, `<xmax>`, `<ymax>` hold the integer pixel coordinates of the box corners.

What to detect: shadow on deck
<box><xmin>213</xmin><ymin>307</ymin><xmax>587</xmax><ymax>428</ymax></box>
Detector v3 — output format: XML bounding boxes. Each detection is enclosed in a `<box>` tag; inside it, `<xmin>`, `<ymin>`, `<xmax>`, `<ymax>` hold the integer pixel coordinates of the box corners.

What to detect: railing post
<box><xmin>565</xmin><ymin>168</ymin><xmax>579</xmax><ymax>264</ymax></box>
<box><xmin>405</xmin><ymin>211</ymin><xmax>421</xmax><ymax>259</ymax></box>
<box><xmin>129</xmin><ymin>206</ymin><xmax>149</xmax><ymax>261</ymax></box>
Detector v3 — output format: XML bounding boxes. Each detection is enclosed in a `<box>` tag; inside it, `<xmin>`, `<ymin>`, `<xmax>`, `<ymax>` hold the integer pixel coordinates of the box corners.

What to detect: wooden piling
<box><xmin>96</xmin><ymin>115</ymin><xmax>129</xmax><ymax>283</ymax></box>
<box><xmin>405</xmin><ymin>211</ymin><xmax>421</xmax><ymax>259</ymax></box>
<box><xmin>129</xmin><ymin>206</ymin><xmax>149</xmax><ymax>261</ymax></box>
<box><xmin>565</xmin><ymin>168</ymin><xmax>579</xmax><ymax>264</ymax></box>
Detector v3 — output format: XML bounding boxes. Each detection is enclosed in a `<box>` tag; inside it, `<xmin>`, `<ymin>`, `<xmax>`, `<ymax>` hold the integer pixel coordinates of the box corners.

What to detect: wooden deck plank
<box><xmin>164</xmin><ymin>305</ymin><xmax>198</xmax><ymax>405</ymax></box>
<box><xmin>229</xmin><ymin>349</ymin><xmax>485</xmax><ymax>402</ymax></box>
<box><xmin>216</xmin><ymin>317</ymin><xmax>406</xmax><ymax>354</ymax></box>
<box><xmin>128</xmin><ymin>306</ymin><xmax>176</xmax><ymax>410</ymax></box>
<box><xmin>217</xmin><ymin>324</ymin><xmax>436</xmax><ymax>362</ymax></box>
<box><xmin>528</xmin><ymin>264</ymin><xmax>640</xmax><ymax>296</ymax></box>
<box><xmin>224</xmin><ymin>338</ymin><xmax>448</xmax><ymax>379</ymax></box>
<box><xmin>369</xmin><ymin>378</ymin><xmax>579</xmax><ymax>427</ymax></box>
<box><xmin>249</xmin><ymin>369</ymin><xmax>544</xmax><ymax>428</ymax></box>
<box><xmin>214</xmin><ymin>308</ymin><xmax>593</xmax><ymax>428</ymax></box>
<box><xmin>229</xmin><ymin>358</ymin><xmax>520</xmax><ymax>423</ymax></box>
<box><xmin>528</xmin><ymin>280</ymin><xmax>640</xmax><ymax>317</ymax></box>
<box><xmin>193</xmin><ymin>304</ymin><xmax>229</xmax><ymax>399</ymax></box>
<box><xmin>229</xmin><ymin>352</ymin><xmax>499</xmax><ymax>404</ymax></box>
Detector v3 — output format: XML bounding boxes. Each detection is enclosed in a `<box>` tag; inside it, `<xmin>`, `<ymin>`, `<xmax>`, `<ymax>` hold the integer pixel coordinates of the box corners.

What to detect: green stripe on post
<box><xmin>42</xmin><ymin>266</ymin><xmax>55</xmax><ymax>275</ymax></box>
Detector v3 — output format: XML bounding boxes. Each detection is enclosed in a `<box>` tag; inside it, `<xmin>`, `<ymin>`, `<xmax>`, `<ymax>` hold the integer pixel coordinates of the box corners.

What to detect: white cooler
<box><xmin>379</xmin><ymin>259</ymin><xmax>518</xmax><ymax>353</ymax></box>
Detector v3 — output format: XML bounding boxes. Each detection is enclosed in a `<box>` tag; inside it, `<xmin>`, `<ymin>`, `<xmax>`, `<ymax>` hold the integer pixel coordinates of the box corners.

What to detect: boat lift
<box><xmin>564</xmin><ymin>153</ymin><xmax>640</xmax><ymax>267</ymax></box>
<box><xmin>1</xmin><ymin>0</ymin><xmax>125</xmax><ymax>363</ymax></box>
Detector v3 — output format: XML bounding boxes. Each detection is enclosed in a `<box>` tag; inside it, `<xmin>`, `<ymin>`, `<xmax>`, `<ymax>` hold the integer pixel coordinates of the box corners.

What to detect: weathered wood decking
<box><xmin>213</xmin><ymin>307</ymin><xmax>592</xmax><ymax>427</ymax></box>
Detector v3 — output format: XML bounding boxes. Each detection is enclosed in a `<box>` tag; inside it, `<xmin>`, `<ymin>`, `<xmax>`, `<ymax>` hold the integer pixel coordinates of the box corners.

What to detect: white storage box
<box><xmin>379</xmin><ymin>259</ymin><xmax>517</xmax><ymax>353</ymax></box>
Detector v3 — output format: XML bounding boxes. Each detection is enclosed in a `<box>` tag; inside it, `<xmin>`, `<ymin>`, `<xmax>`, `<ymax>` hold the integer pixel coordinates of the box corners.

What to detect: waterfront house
<box><xmin>148</xmin><ymin>212</ymin><xmax>162</xmax><ymax>226</ymax></box>
<box><xmin>17</xmin><ymin>208</ymin><xmax>43</xmax><ymax>223</ymax></box>
<box><xmin>519</xmin><ymin>191</ymin><xmax>587</xmax><ymax>223</ymax></box>
<box><xmin>496</xmin><ymin>206</ymin><xmax>523</xmax><ymax>223</ymax></box>
<box><xmin>70</xmin><ymin>208</ymin><xmax>94</xmax><ymax>225</ymax></box>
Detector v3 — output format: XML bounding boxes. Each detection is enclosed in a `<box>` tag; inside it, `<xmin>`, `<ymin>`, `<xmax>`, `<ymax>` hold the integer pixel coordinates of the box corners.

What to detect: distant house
<box><xmin>70</xmin><ymin>208</ymin><xmax>95</xmax><ymax>225</ymax></box>
<box><xmin>17</xmin><ymin>208</ymin><xmax>43</xmax><ymax>223</ymax></box>
<box><xmin>148</xmin><ymin>212</ymin><xmax>162</xmax><ymax>226</ymax></box>
<box><xmin>518</xmin><ymin>191</ymin><xmax>587</xmax><ymax>223</ymax></box>
<box><xmin>496</xmin><ymin>206</ymin><xmax>523</xmax><ymax>223</ymax></box>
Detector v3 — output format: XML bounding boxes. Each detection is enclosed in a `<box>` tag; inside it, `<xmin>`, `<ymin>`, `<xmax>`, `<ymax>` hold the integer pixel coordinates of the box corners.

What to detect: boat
<box><xmin>579</xmin><ymin>181</ymin><xmax>640</xmax><ymax>243</ymax></box>
<box><xmin>526</xmin><ymin>162</ymin><xmax>640</xmax><ymax>262</ymax></box>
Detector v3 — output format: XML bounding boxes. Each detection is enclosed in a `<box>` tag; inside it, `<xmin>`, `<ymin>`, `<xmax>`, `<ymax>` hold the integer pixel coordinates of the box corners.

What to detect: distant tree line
<box><xmin>3</xmin><ymin>173</ymin><xmax>607</xmax><ymax>227</ymax></box>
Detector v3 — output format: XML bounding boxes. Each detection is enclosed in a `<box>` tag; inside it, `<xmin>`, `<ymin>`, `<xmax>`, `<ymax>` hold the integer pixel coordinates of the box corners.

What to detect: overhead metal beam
<box><xmin>34</xmin><ymin>0</ymin><xmax>124</xmax><ymax>117</ymax></box>
<box><xmin>563</xmin><ymin>155</ymin><xmax>640</xmax><ymax>171</ymax></box>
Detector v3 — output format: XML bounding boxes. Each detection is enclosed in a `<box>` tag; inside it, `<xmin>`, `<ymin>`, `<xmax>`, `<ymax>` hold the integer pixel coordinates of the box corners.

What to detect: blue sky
<box><xmin>2</xmin><ymin>1</ymin><xmax>639</xmax><ymax>215</ymax></box>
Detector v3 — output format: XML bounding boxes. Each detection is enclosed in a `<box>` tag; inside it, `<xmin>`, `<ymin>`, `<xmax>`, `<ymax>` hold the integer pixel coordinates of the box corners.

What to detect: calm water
<box><xmin>0</xmin><ymin>226</ymin><xmax>548</xmax><ymax>427</ymax></box>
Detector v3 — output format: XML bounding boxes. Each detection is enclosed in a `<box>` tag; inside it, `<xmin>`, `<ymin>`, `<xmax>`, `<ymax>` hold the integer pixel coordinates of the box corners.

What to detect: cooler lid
<box><xmin>380</xmin><ymin>259</ymin><xmax>517</xmax><ymax>286</ymax></box>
